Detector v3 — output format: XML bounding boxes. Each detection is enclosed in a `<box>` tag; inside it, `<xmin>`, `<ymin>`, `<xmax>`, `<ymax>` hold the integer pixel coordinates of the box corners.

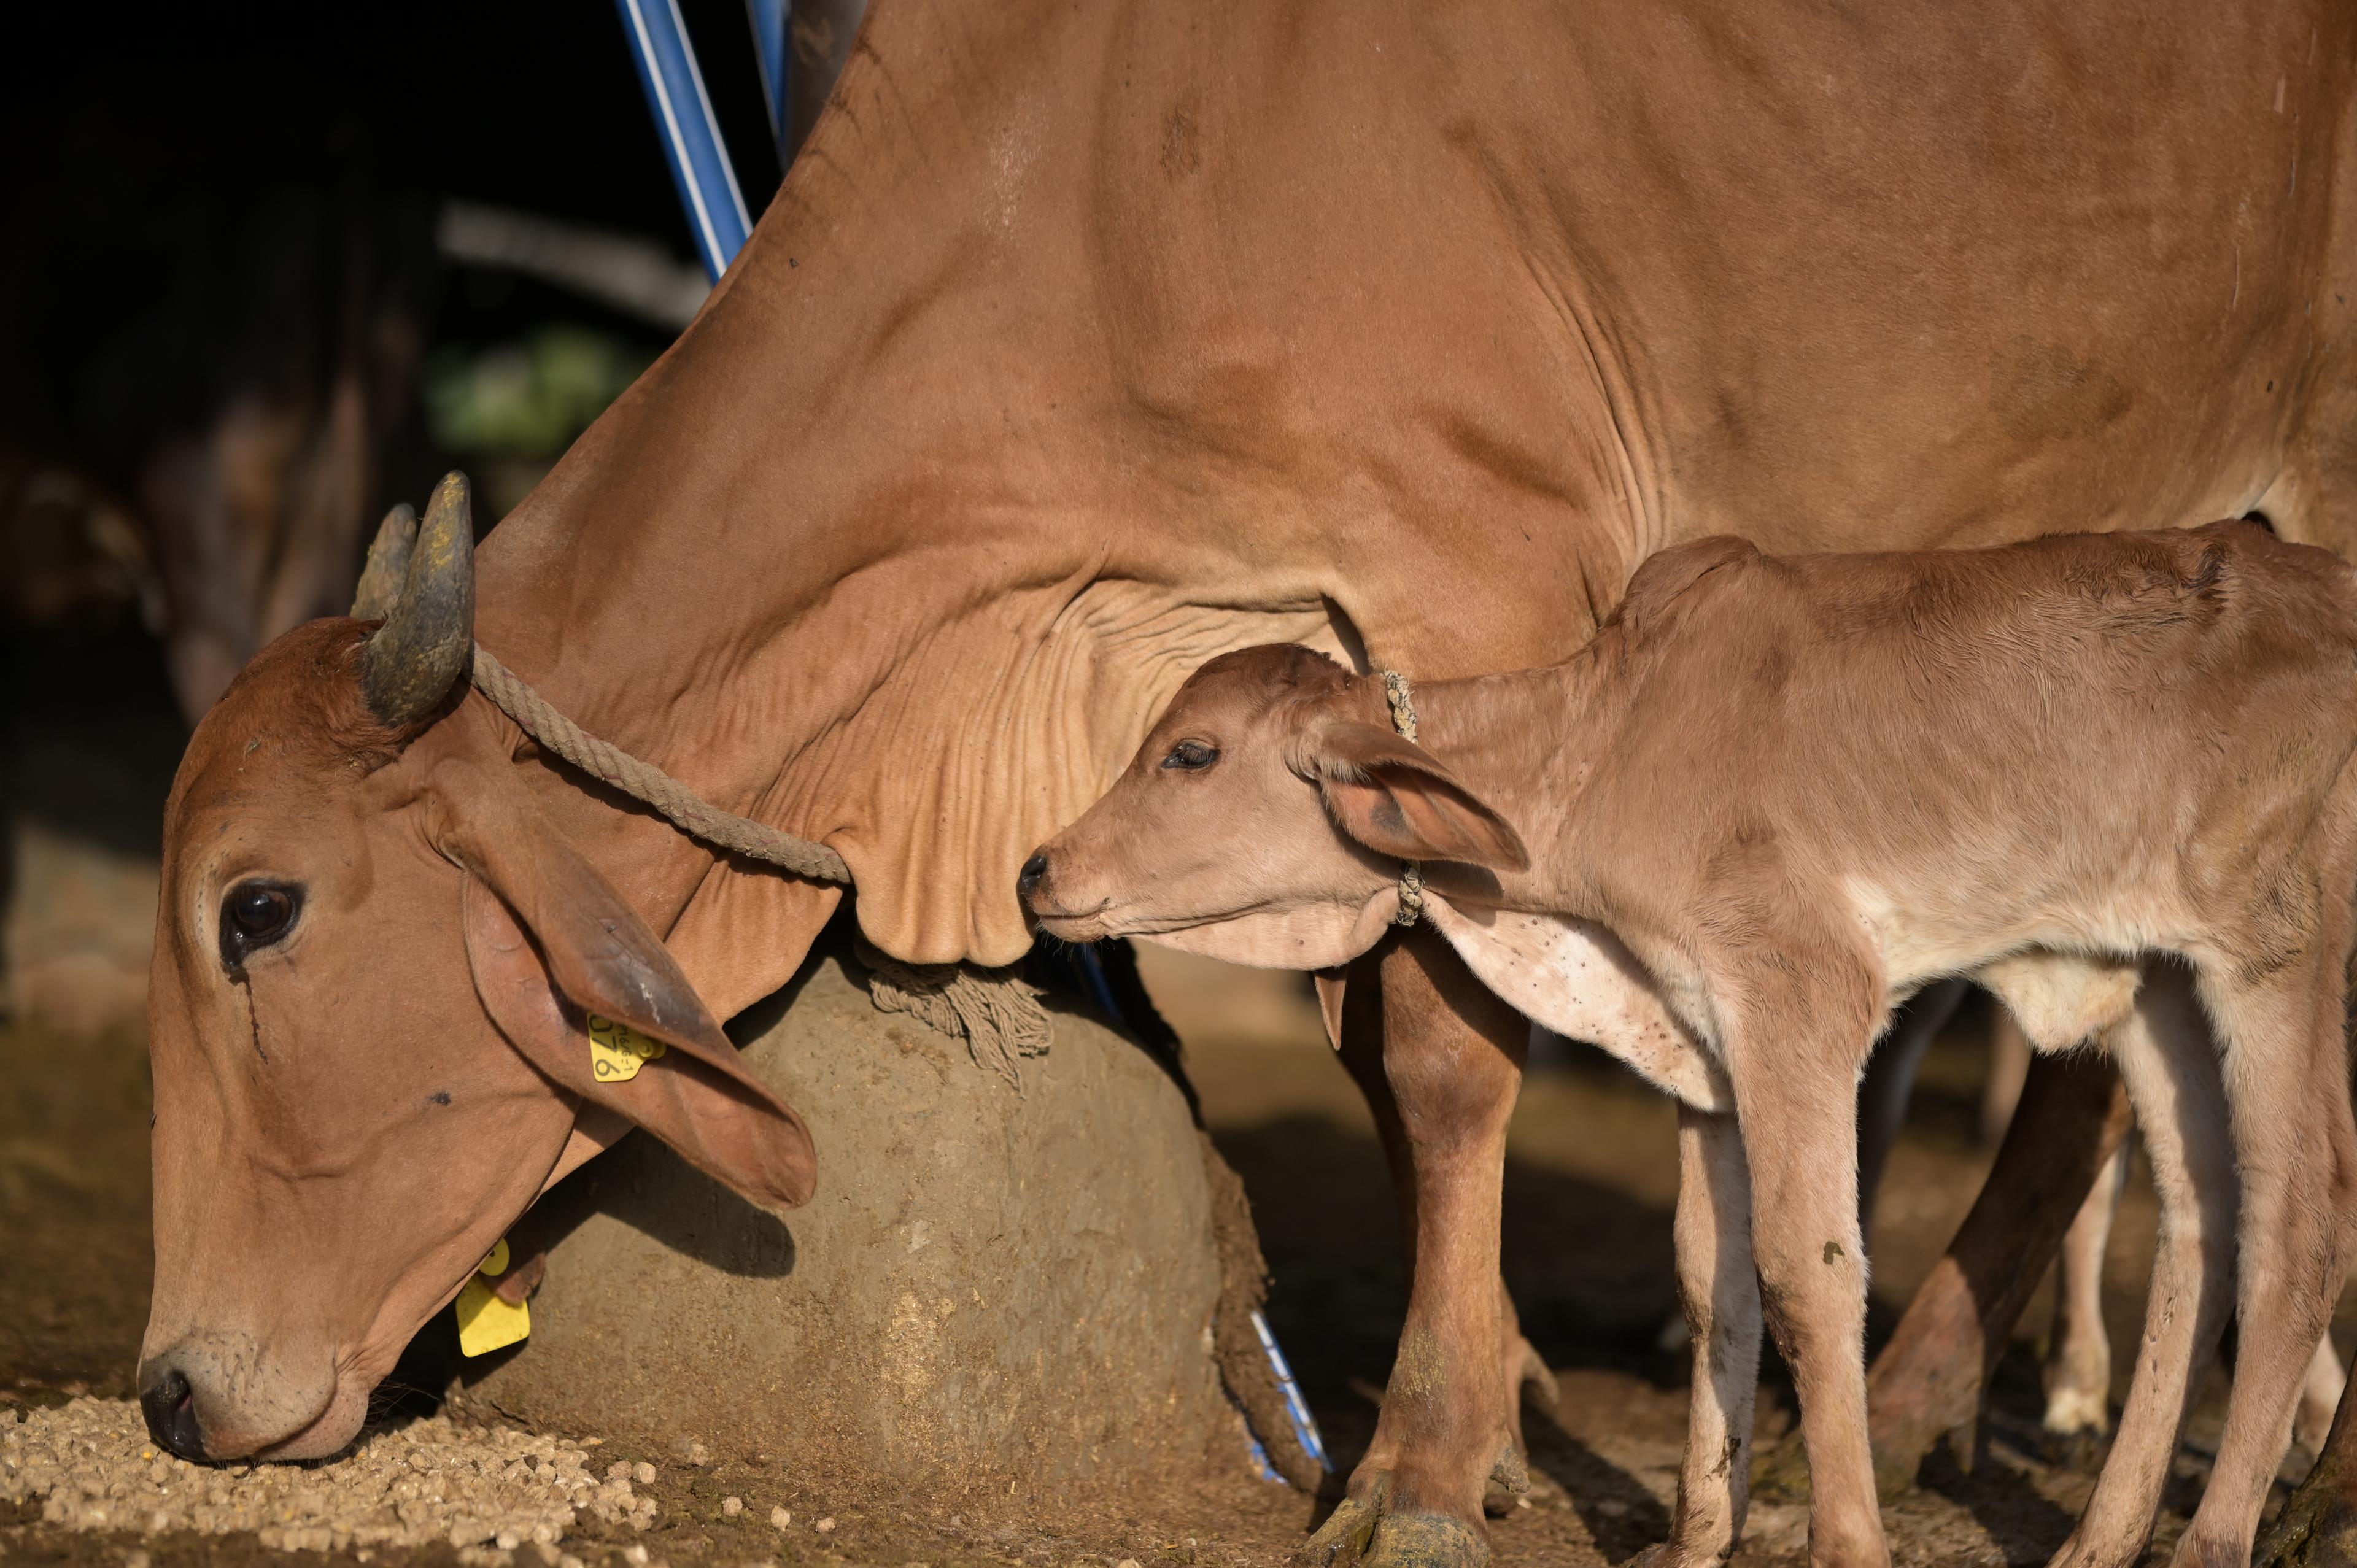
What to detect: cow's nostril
<box><xmin>1016</xmin><ymin>851</ymin><xmax>1049</xmax><ymax>903</ymax></box>
<box><xmin>139</xmin><ymin>1365</ymin><xmax>206</xmax><ymax>1462</ymax></box>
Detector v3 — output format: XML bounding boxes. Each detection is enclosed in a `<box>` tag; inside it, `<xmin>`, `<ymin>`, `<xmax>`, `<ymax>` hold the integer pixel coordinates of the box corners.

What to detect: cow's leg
<box><xmin>1854</xmin><ymin>978</ymin><xmax>1970</xmax><ymax>1243</ymax></box>
<box><xmin>1334</xmin><ymin>952</ymin><xmax>1551</xmax><ymax>1512</ymax></box>
<box><xmin>2257</xmin><ymin>1375</ymin><xmax>2357</xmax><ymax>1568</ymax></box>
<box><xmin>1720</xmin><ymin>967</ymin><xmax>1888</xmax><ymax>1568</ymax></box>
<box><xmin>2049</xmin><ymin>965</ymin><xmax>2232</xmax><ymax>1568</ymax></box>
<box><xmin>1490</xmin><ymin>1273</ymin><xmax>1557</xmax><ymax>1512</ymax></box>
<box><xmin>1629</xmin><ymin>1104</ymin><xmax>1762</xmax><ymax>1568</ymax></box>
<box><xmin>1310</xmin><ymin>927</ymin><xmax>1527</xmax><ymax>1568</ymax></box>
<box><xmin>2165</xmin><ymin>960</ymin><xmax>2357</xmax><ymax>1568</ymax></box>
<box><xmin>2043</xmin><ymin>1146</ymin><xmax>2127</xmax><ymax>1456</ymax></box>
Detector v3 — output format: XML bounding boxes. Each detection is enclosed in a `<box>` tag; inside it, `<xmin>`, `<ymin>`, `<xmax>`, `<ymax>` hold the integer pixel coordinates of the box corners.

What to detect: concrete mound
<box><xmin>467</xmin><ymin>948</ymin><xmax>1243</xmax><ymax>1515</ymax></box>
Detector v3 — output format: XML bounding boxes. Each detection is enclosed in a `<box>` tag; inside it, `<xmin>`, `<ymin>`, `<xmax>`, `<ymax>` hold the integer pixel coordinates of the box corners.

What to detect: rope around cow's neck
<box><xmin>468</xmin><ymin>643</ymin><xmax>1053</xmax><ymax>1087</ymax></box>
<box><xmin>1378</xmin><ymin>670</ymin><xmax>1425</xmax><ymax>927</ymax></box>
<box><xmin>469</xmin><ymin>643</ymin><xmax>851</xmax><ymax>882</ymax></box>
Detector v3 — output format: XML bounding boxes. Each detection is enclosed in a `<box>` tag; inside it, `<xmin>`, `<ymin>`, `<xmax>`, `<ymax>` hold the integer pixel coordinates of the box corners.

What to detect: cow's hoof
<box><xmin>1619</xmin><ymin>1545</ymin><xmax>1719</xmax><ymax>1568</ymax></box>
<box><xmin>1298</xmin><ymin>1492</ymin><xmax>1486</xmax><ymax>1568</ymax></box>
<box><xmin>2038</xmin><ymin>1424</ymin><xmax>2108</xmax><ymax>1475</ymax></box>
<box><xmin>1481</xmin><ymin>1440</ymin><xmax>1530</xmax><ymax>1518</ymax></box>
<box><xmin>1366</xmin><ymin>1513</ymin><xmax>1487</xmax><ymax>1568</ymax></box>
<box><xmin>1299</xmin><ymin>1496</ymin><xmax>1380</xmax><ymax>1568</ymax></box>
<box><xmin>2256</xmin><ymin>1475</ymin><xmax>2357</xmax><ymax>1568</ymax></box>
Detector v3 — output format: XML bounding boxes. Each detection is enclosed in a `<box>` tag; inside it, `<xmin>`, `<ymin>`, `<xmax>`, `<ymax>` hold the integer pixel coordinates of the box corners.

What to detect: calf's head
<box><xmin>1020</xmin><ymin>644</ymin><xmax>1527</xmax><ymax>968</ymax></box>
<box><xmin>140</xmin><ymin>475</ymin><xmax>816</xmax><ymax>1463</ymax></box>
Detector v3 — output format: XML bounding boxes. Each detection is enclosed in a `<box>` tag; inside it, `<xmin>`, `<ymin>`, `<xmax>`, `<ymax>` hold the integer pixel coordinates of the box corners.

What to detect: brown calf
<box><xmin>1023</xmin><ymin>523</ymin><xmax>2357</xmax><ymax>1568</ymax></box>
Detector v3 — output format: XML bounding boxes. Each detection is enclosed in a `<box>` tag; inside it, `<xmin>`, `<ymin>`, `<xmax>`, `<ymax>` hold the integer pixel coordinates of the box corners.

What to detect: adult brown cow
<box><xmin>140</xmin><ymin>3</ymin><xmax>2357</xmax><ymax>1566</ymax></box>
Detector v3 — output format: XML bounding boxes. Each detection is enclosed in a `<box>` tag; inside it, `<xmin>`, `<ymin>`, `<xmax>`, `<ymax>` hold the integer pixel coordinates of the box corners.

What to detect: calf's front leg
<box><xmin>1308</xmin><ymin>926</ymin><xmax>1527</xmax><ymax>1568</ymax></box>
<box><xmin>1721</xmin><ymin>974</ymin><xmax>1889</xmax><ymax>1568</ymax></box>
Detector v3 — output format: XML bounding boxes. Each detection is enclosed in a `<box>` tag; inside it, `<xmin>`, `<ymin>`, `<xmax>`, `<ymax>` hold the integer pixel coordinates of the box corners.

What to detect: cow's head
<box><xmin>139</xmin><ymin>475</ymin><xmax>816</xmax><ymax>1462</ymax></box>
<box><xmin>1019</xmin><ymin>644</ymin><xmax>1527</xmax><ymax>968</ymax></box>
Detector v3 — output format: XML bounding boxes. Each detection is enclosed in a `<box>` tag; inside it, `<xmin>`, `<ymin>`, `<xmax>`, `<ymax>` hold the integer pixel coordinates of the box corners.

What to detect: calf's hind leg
<box><xmin>2047</xmin><ymin>964</ymin><xmax>2232</xmax><ymax>1568</ymax></box>
<box><xmin>2169</xmin><ymin>960</ymin><xmax>2357</xmax><ymax>1567</ymax></box>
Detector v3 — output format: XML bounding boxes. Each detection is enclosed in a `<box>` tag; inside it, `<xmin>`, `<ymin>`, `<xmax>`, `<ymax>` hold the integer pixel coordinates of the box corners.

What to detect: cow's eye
<box><xmin>1161</xmin><ymin>740</ymin><xmax>1219</xmax><ymax>771</ymax></box>
<box><xmin>220</xmin><ymin>881</ymin><xmax>301</xmax><ymax>968</ymax></box>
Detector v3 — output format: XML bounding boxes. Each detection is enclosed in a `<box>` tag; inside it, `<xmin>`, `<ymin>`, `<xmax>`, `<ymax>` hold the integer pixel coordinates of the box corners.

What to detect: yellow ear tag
<box><xmin>455</xmin><ymin>1238</ymin><xmax>530</xmax><ymax>1358</ymax></box>
<box><xmin>587</xmin><ymin>1014</ymin><xmax>667</xmax><ymax>1083</ymax></box>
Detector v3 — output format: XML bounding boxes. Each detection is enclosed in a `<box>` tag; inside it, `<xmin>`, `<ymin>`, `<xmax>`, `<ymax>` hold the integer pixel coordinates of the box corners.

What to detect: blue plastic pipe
<box><xmin>614</xmin><ymin>0</ymin><xmax>754</xmax><ymax>280</ymax></box>
<box><xmin>745</xmin><ymin>0</ymin><xmax>792</xmax><ymax>169</ymax></box>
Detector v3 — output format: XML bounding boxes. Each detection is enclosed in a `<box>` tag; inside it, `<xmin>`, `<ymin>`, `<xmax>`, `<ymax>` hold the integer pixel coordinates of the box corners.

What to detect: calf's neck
<box><xmin>1024</xmin><ymin>522</ymin><xmax>2357</xmax><ymax>1568</ymax></box>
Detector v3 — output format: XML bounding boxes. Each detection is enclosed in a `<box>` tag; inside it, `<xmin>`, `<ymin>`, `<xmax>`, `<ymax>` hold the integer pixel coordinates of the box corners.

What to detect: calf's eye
<box><xmin>1162</xmin><ymin>740</ymin><xmax>1220</xmax><ymax>771</ymax></box>
<box><xmin>220</xmin><ymin>881</ymin><xmax>301</xmax><ymax>968</ymax></box>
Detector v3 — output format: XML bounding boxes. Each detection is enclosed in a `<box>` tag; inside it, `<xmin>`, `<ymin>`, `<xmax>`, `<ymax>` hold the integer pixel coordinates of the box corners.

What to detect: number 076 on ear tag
<box><xmin>587</xmin><ymin>1014</ymin><xmax>667</xmax><ymax>1082</ymax></box>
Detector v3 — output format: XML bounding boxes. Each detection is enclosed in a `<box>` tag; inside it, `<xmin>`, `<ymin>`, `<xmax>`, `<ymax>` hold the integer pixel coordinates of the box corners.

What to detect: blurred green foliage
<box><xmin>423</xmin><ymin>326</ymin><xmax>653</xmax><ymax>460</ymax></box>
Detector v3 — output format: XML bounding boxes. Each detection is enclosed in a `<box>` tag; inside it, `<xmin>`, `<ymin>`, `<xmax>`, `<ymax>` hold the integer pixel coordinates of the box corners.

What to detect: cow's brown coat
<box><xmin>1026</xmin><ymin>523</ymin><xmax>2357</xmax><ymax>1567</ymax></box>
<box><xmin>137</xmin><ymin>0</ymin><xmax>2357</xmax><ymax>1554</ymax></box>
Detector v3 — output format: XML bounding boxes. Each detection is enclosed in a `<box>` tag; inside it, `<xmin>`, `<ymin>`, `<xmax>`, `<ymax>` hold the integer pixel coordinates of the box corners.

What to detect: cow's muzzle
<box><xmin>138</xmin><ymin>1363</ymin><xmax>207</xmax><ymax>1461</ymax></box>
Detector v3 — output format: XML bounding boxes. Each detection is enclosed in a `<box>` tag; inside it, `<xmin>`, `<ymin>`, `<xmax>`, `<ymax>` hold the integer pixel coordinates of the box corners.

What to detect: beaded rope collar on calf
<box><xmin>1378</xmin><ymin>670</ymin><xmax>1425</xmax><ymax>927</ymax></box>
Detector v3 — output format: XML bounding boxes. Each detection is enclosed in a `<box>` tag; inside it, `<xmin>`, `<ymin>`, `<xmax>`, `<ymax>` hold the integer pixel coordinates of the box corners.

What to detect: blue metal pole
<box><xmin>614</xmin><ymin>0</ymin><xmax>754</xmax><ymax>282</ymax></box>
<box><xmin>745</xmin><ymin>0</ymin><xmax>792</xmax><ymax>170</ymax></box>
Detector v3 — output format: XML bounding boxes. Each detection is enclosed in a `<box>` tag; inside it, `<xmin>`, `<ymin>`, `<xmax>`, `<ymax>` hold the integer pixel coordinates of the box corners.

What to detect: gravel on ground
<box><xmin>1</xmin><ymin>1399</ymin><xmax>663</xmax><ymax>1562</ymax></box>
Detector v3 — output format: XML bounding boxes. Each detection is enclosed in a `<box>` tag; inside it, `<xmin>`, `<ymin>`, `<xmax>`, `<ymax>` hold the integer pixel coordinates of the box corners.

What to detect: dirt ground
<box><xmin>9</xmin><ymin>945</ymin><xmax>2348</xmax><ymax>1568</ymax></box>
<box><xmin>4</xmin><ymin>625</ymin><xmax>2350</xmax><ymax>1568</ymax></box>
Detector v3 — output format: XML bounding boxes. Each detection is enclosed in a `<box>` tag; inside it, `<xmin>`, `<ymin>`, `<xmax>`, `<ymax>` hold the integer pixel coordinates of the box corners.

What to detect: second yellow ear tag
<box><xmin>587</xmin><ymin>1014</ymin><xmax>667</xmax><ymax>1083</ymax></box>
<box><xmin>455</xmin><ymin>1240</ymin><xmax>529</xmax><ymax>1357</ymax></box>
<box><xmin>456</xmin><ymin>1278</ymin><xmax>530</xmax><ymax>1356</ymax></box>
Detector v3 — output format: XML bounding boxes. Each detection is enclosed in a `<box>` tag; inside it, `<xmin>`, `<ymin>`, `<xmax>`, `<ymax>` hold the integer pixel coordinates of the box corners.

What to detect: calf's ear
<box><xmin>1307</xmin><ymin>720</ymin><xmax>1530</xmax><ymax>873</ymax></box>
<box><xmin>432</xmin><ymin>758</ymin><xmax>816</xmax><ymax>1212</ymax></box>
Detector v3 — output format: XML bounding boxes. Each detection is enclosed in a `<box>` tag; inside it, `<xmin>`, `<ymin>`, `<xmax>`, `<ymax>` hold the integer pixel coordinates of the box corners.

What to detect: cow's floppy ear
<box><xmin>433</xmin><ymin>759</ymin><xmax>816</xmax><ymax>1211</ymax></box>
<box><xmin>1305</xmin><ymin>720</ymin><xmax>1530</xmax><ymax>873</ymax></box>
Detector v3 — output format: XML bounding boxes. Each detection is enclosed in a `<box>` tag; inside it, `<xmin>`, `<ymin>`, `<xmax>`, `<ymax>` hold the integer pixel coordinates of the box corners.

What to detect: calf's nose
<box><xmin>139</xmin><ymin>1362</ymin><xmax>207</xmax><ymax>1461</ymax></box>
<box><xmin>1016</xmin><ymin>850</ymin><xmax>1049</xmax><ymax>906</ymax></box>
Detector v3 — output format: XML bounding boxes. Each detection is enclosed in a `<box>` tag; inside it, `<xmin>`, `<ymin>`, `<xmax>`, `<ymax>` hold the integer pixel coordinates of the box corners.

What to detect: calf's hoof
<box><xmin>2167</xmin><ymin>1532</ymin><xmax>2263</xmax><ymax>1568</ymax></box>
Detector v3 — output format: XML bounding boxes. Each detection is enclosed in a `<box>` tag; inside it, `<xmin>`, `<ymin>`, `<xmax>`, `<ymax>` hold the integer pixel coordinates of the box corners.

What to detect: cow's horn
<box><xmin>359</xmin><ymin>473</ymin><xmax>475</xmax><ymax>725</ymax></box>
<box><xmin>351</xmin><ymin>502</ymin><xmax>417</xmax><ymax>619</ymax></box>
